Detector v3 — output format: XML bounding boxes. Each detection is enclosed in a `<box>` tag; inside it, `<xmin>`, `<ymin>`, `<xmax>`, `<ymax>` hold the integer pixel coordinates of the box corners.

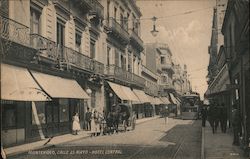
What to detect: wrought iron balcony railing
<box><xmin>0</xmin><ymin>15</ymin><xmax>30</xmax><ymax>46</ymax></box>
<box><xmin>128</xmin><ymin>29</ymin><xmax>143</xmax><ymax>50</ymax></box>
<box><xmin>63</xmin><ymin>46</ymin><xmax>93</xmax><ymax>71</ymax></box>
<box><xmin>107</xmin><ymin>18</ymin><xmax>129</xmax><ymax>43</ymax></box>
<box><xmin>132</xmin><ymin>73</ymin><xmax>146</xmax><ymax>87</ymax></box>
<box><xmin>30</xmin><ymin>34</ymin><xmax>59</xmax><ymax>62</ymax></box>
<box><xmin>106</xmin><ymin>65</ymin><xmax>145</xmax><ymax>87</ymax></box>
<box><xmin>62</xmin><ymin>46</ymin><xmax>104</xmax><ymax>74</ymax></box>
<box><xmin>106</xmin><ymin>64</ymin><xmax>132</xmax><ymax>81</ymax></box>
<box><xmin>92</xmin><ymin>60</ymin><xmax>104</xmax><ymax>75</ymax></box>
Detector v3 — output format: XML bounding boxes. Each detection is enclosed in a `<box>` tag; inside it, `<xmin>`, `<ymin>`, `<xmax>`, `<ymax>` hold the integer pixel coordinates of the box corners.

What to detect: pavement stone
<box><xmin>203</xmin><ymin>121</ymin><xmax>247</xmax><ymax>159</ymax></box>
<box><xmin>3</xmin><ymin>116</ymin><xmax>160</xmax><ymax>158</ymax></box>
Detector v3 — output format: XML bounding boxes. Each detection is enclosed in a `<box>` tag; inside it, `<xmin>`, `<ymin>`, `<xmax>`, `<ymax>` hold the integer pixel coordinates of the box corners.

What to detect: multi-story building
<box><xmin>144</xmin><ymin>43</ymin><xmax>185</xmax><ymax>115</ymax></box>
<box><xmin>207</xmin><ymin>0</ymin><xmax>228</xmax><ymax>85</ymax></box>
<box><xmin>99</xmin><ymin>0</ymin><xmax>146</xmax><ymax>114</ymax></box>
<box><xmin>221</xmin><ymin>0</ymin><xmax>249</xmax><ymax>154</ymax></box>
<box><xmin>206</xmin><ymin>0</ymin><xmax>249</xmax><ymax>155</ymax></box>
<box><xmin>1</xmin><ymin>0</ymin><xmax>106</xmax><ymax>146</ymax></box>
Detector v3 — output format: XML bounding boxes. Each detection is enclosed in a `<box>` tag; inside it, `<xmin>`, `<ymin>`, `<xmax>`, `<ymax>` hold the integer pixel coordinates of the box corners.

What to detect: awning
<box><xmin>169</xmin><ymin>93</ymin><xmax>177</xmax><ymax>104</ymax></box>
<box><xmin>107</xmin><ymin>82</ymin><xmax>130</xmax><ymax>101</ymax></box>
<box><xmin>160</xmin><ymin>97</ymin><xmax>171</xmax><ymax>104</ymax></box>
<box><xmin>154</xmin><ymin>97</ymin><xmax>164</xmax><ymax>105</ymax></box>
<box><xmin>31</xmin><ymin>71</ymin><xmax>89</xmax><ymax>99</ymax></box>
<box><xmin>132</xmin><ymin>89</ymin><xmax>150</xmax><ymax>103</ymax></box>
<box><xmin>1</xmin><ymin>64</ymin><xmax>51</xmax><ymax>101</ymax></box>
<box><xmin>120</xmin><ymin>86</ymin><xmax>140</xmax><ymax>102</ymax></box>
<box><xmin>206</xmin><ymin>64</ymin><xmax>230</xmax><ymax>95</ymax></box>
<box><xmin>145</xmin><ymin>94</ymin><xmax>154</xmax><ymax>104</ymax></box>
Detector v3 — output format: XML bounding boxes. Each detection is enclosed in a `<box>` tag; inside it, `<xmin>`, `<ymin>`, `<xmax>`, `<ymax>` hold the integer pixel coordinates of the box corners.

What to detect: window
<box><xmin>114</xmin><ymin>7</ymin><xmax>117</xmax><ymax>20</ymax></box>
<box><xmin>46</xmin><ymin>104</ymin><xmax>53</xmax><ymax>123</ymax></box>
<box><xmin>30</xmin><ymin>8</ymin><xmax>41</xmax><ymax>34</ymax></box>
<box><xmin>75</xmin><ymin>32</ymin><xmax>82</xmax><ymax>52</ymax></box>
<box><xmin>57</xmin><ymin>19</ymin><xmax>65</xmax><ymax>46</ymax></box>
<box><xmin>2</xmin><ymin>104</ymin><xmax>16</xmax><ymax>128</ymax></box>
<box><xmin>107</xmin><ymin>47</ymin><xmax>111</xmax><ymax>66</ymax></box>
<box><xmin>161</xmin><ymin>56</ymin><xmax>165</xmax><ymax>64</ymax></box>
<box><xmin>115</xmin><ymin>50</ymin><xmax>119</xmax><ymax>66</ymax></box>
<box><xmin>120</xmin><ymin>13</ymin><xmax>124</xmax><ymax>27</ymax></box>
<box><xmin>90</xmin><ymin>40</ymin><xmax>96</xmax><ymax>59</ymax></box>
<box><xmin>128</xmin><ymin>53</ymin><xmax>132</xmax><ymax>72</ymax></box>
<box><xmin>121</xmin><ymin>54</ymin><xmax>126</xmax><ymax>70</ymax></box>
<box><xmin>32</xmin><ymin>102</ymin><xmax>46</xmax><ymax>125</ymax></box>
<box><xmin>59</xmin><ymin>99</ymin><xmax>69</xmax><ymax>122</ymax></box>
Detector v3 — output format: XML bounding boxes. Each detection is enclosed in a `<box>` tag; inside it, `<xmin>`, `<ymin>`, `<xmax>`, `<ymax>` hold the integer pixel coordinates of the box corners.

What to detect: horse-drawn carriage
<box><xmin>106</xmin><ymin>103</ymin><xmax>136</xmax><ymax>133</ymax></box>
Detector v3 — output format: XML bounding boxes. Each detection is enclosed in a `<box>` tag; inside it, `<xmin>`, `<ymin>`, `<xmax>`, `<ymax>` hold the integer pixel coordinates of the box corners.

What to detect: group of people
<box><xmin>201</xmin><ymin>101</ymin><xmax>242</xmax><ymax>146</ymax></box>
<box><xmin>71</xmin><ymin>108</ymin><xmax>105</xmax><ymax>136</ymax></box>
<box><xmin>72</xmin><ymin>105</ymin><xmax>134</xmax><ymax>137</ymax></box>
<box><xmin>85</xmin><ymin>106</ymin><xmax>133</xmax><ymax>136</ymax></box>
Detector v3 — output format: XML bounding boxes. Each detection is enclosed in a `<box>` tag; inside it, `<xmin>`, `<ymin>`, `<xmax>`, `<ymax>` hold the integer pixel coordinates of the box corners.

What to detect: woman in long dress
<box><xmin>72</xmin><ymin>113</ymin><xmax>81</xmax><ymax>135</ymax></box>
<box><xmin>90</xmin><ymin>109</ymin><xmax>100</xmax><ymax>136</ymax></box>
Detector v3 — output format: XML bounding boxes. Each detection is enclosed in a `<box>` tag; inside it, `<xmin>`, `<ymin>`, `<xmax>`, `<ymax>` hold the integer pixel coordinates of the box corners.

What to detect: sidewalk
<box><xmin>4</xmin><ymin>116</ymin><xmax>159</xmax><ymax>158</ymax></box>
<box><xmin>202</xmin><ymin>121</ymin><xmax>247</xmax><ymax>159</ymax></box>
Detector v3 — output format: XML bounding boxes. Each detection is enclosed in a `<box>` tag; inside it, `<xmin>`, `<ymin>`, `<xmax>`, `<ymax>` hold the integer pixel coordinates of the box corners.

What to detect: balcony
<box><xmin>30</xmin><ymin>33</ymin><xmax>104</xmax><ymax>75</ymax></box>
<box><xmin>92</xmin><ymin>60</ymin><xmax>104</xmax><ymax>75</ymax></box>
<box><xmin>61</xmin><ymin>46</ymin><xmax>104</xmax><ymax>75</ymax></box>
<box><xmin>132</xmin><ymin>73</ymin><xmax>146</xmax><ymax>88</ymax></box>
<box><xmin>161</xmin><ymin>63</ymin><xmax>174</xmax><ymax>74</ymax></box>
<box><xmin>159</xmin><ymin>83</ymin><xmax>175</xmax><ymax>91</ymax></box>
<box><xmin>128</xmin><ymin>29</ymin><xmax>143</xmax><ymax>51</ymax></box>
<box><xmin>0</xmin><ymin>15</ymin><xmax>36</xmax><ymax>62</ymax></box>
<box><xmin>1</xmin><ymin>16</ymin><xmax>30</xmax><ymax>46</ymax></box>
<box><xmin>145</xmin><ymin>81</ymin><xmax>158</xmax><ymax>96</ymax></box>
<box><xmin>106</xmin><ymin>65</ymin><xmax>145</xmax><ymax>88</ymax></box>
<box><xmin>89</xmin><ymin>0</ymin><xmax>104</xmax><ymax>19</ymax></box>
<box><xmin>141</xmin><ymin>65</ymin><xmax>158</xmax><ymax>81</ymax></box>
<box><xmin>30</xmin><ymin>34</ymin><xmax>59</xmax><ymax>64</ymax></box>
<box><xmin>107</xmin><ymin>18</ymin><xmax>130</xmax><ymax>44</ymax></box>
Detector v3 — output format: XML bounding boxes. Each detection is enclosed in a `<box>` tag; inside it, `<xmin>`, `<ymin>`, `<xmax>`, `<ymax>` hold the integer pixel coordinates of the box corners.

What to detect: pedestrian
<box><xmin>90</xmin><ymin>109</ymin><xmax>100</xmax><ymax>137</ymax></box>
<box><xmin>99</xmin><ymin>110</ymin><xmax>106</xmax><ymax>135</ymax></box>
<box><xmin>214</xmin><ymin>103</ymin><xmax>220</xmax><ymax>133</ymax></box>
<box><xmin>208</xmin><ymin>103</ymin><xmax>216</xmax><ymax>133</ymax></box>
<box><xmin>72</xmin><ymin>113</ymin><xmax>81</xmax><ymax>135</ymax></box>
<box><xmin>85</xmin><ymin>107</ymin><xmax>92</xmax><ymax>131</ymax></box>
<box><xmin>201</xmin><ymin>106</ymin><xmax>207</xmax><ymax>127</ymax></box>
<box><xmin>131</xmin><ymin>111</ymin><xmax>136</xmax><ymax>130</ymax></box>
<box><xmin>232</xmin><ymin>103</ymin><xmax>241</xmax><ymax>146</ymax></box>
<box><xmin>220</xmin><ymin>103</ymin><xmax>227</xmax><ymax>133</ymax></box>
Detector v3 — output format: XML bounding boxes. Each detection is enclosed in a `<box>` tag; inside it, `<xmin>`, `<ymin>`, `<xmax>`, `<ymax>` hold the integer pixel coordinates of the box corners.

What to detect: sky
<box><xmin>136</xmin><ymin>0</ymin><xmax>216</xmax><ymax>99</ymax></box>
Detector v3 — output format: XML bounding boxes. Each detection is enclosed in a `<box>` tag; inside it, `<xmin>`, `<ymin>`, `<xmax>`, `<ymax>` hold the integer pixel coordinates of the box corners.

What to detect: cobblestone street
<box><xmin>10</xmin><ymin>118</ymin><xmax>202</xmax><ymax>159</ymax></box>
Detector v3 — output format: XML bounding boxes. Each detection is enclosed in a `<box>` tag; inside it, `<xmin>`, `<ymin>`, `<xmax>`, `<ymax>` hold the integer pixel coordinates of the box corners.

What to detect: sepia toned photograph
<box><xmin>0</xmin><ymin>0</ymin><xmax>249</xmax><ymax>158</ymax></box>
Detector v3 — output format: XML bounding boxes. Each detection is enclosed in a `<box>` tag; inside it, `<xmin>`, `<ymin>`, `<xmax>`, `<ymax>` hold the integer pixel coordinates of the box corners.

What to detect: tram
<box><xmin>180</xmin><ymin>93</ymin><xmax>201</xmax><ymax>120</ymax></box>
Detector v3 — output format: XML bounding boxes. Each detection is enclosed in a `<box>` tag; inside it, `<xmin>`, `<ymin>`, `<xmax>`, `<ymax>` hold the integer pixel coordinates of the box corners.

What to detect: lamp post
<box><xmin>151</xmin><ymin>16</ymin><xmax>159</xmax><ymax>37</ymax></box>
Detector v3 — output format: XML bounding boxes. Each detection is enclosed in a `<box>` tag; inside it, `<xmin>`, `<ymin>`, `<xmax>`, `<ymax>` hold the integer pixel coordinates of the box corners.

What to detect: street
<box><xmin>10</xmin><ymin>118</ymin><xmax>202</xmax><ymax>159</ymax></box>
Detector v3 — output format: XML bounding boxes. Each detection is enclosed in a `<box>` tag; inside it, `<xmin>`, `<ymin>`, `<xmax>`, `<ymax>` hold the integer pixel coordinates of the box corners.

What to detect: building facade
<box><xmin>1</xmin><ymin>0</ymin><xmax>106</xmax><ymax>146</ymax></box>
<box><xmin>206</xmin><ymin>0</ymin><xmax>249</xmax><ymax>155</ymax></box>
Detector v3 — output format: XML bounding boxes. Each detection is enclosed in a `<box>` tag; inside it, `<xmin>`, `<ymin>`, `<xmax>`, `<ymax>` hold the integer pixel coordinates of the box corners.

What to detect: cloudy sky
<box><xmin>136</xmin><ymin>0</ymin><xmax>216</xmax><ymax>99</ymax></box>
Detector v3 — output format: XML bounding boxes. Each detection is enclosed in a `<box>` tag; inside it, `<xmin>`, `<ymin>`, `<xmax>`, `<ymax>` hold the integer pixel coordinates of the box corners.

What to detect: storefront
<box><xmin>1</xmin><ymin>64</ymin><xmax>90</xmax><ymax>147</ymax></box>
<box><xmin>105</xmin><ymin>81</ymin><xmax>139</xmax><ymax>113</ymax></box>
<box><xmin>132</xmin><ymin>89</ymin><xmax>150</xmax><ymax>119</ymax></box>
<box><xmin>1</xmin><ymin>64</ymin><xmax>51</xmax><ymax>146</ymax></box>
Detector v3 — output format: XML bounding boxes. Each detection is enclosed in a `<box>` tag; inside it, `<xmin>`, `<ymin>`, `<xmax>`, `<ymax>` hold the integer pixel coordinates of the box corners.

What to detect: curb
<box><xmin>6</xmin><ymin>116</ymin><xmax>160</xmax><ymax>158</ymax></box>
<box><xmin>201</xmin><ymin>127</ymin><xmax>205</xmax><ymax>159</ymax></box>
